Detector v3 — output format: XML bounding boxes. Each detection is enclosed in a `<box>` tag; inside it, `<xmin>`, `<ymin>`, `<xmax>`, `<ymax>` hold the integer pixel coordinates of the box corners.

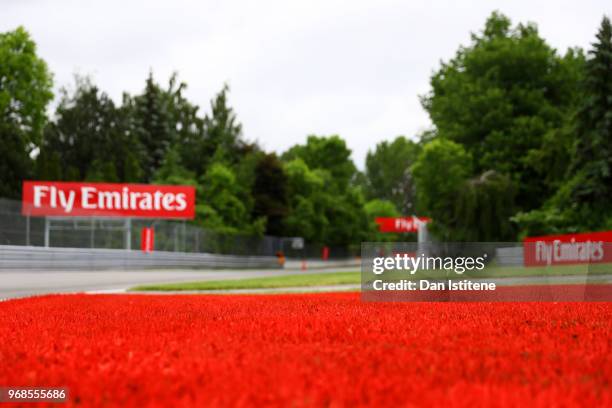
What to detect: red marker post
<box><xmin>322</xmin><ymin>246</ymin><xmax>329</xmax><ymax>261</ymax></box>
<box><xmin>141</xmin><ymin>227</ymin><xmax>155</xmax><ymax>253</ymax></box>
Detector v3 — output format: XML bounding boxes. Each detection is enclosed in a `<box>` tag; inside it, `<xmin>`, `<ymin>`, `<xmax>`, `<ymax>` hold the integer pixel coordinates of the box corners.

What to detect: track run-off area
<box><xmin>1</xmin><ymin>264</ymin><xmax>610</xmax><ymax>406</ymax></box>
<box><xmin>0</xmin><ymin>293</ymin><xmax>610</xmax><ymax>407</ymax></box>
<box><xmin>0</xmin><ymin>263</ymin><xmax>357</xmax><ymax>300</ymax></box>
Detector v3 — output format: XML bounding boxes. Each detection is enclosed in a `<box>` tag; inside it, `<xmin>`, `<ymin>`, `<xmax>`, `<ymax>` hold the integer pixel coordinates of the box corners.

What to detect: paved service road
<box><xmin>0</xmin><ymin>267</ymin><xmax>357</xmax><ymax>300</ymax></box>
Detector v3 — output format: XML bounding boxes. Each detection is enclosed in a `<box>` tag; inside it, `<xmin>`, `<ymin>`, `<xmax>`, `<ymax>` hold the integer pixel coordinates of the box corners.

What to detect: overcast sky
<box><xmin>2</xmin><ymin>0</ymin><xmax>610</xmax><ymax>167</ymax></box>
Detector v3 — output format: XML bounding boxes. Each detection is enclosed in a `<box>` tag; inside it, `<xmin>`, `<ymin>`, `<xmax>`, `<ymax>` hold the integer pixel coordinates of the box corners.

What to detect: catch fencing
<box><xmin>1</xmin><ymin>197</ymin><xmax>280</xmax><ymax>256</ymax></box>
<box><xmin>0</xmin><ymin>197</ymin><xmax>358</xmax><ymax>263</ymax></box>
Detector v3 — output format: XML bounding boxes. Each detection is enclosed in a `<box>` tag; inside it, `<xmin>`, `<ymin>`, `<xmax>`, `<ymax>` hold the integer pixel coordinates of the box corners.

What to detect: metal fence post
<box><xmin>26</xmin><ymin>215</ymin><xmax>30</xmax><ymax>246</ymax></box>
<box><xmin>90</xmin><ymin>219</ymin><xmax>95</xmax><ymax>248</ymax></box>
<box><xmin>174</xmin><ymin>224</ymin><xmax>179</xmax><ymax>252</ymax></box>
<box><xmin>125</xmin><ymin>218</ymin><xmax>132</xmax><ymax>250</ymax></box>
<box><xmin>44</xmin><ymin>217</ymin><xmax>50</xmax><ymax>247</ymax></box>
<box><xmin>182</xmin><ymin>220</ymin><xmax>186</xmax><ymax>252</ymax></box>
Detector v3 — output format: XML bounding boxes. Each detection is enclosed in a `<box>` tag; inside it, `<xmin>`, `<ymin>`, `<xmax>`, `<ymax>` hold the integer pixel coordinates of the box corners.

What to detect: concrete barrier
<box><xmin>284</xmin><ymin>258</ymin><xmax>360</xmax><ymax>270</ymax></box>
<box><xmin>0</xmin><ymin>245</ymin><xmax>281</xmax><ymax>271</ymax></box>
<box><xmin>495</xmin><ymin>246</ymin><xmax>524</xmax><ymax>266</ymax></box>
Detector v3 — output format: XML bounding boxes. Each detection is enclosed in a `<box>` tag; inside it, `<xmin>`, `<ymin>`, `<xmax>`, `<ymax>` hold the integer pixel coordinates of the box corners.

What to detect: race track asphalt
<box><xmin>0</xmin><ymin>266</ymin><xmax>358</xmax><ymax>300</ymax></box>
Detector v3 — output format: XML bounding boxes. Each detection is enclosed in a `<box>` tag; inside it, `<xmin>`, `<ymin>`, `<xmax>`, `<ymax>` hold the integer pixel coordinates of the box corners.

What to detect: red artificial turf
<box><xmin>0</xmin><ymin>293</ymin><xmax>610</xmax><ymax>407</ymax></box>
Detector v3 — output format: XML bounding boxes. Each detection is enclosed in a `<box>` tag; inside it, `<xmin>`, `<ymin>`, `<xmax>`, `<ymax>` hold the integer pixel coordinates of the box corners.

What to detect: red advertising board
<box><xmin>22</xmin><ymin>181</ymin><xmax>195</xmax><ymax>219</ymax></box>
<box><xmin>524</xmin><ymin>231</ymin><xmax>612</xmax><ymax>266</ymax></box>
<box><xmin>375</xmin><ymin>216</ymin><xmax>431</xmax><ymax>233</ymax></box>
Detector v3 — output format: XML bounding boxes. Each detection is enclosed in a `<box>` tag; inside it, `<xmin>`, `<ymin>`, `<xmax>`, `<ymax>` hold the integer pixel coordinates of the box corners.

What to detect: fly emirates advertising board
<box><xmin>524</xmin><ymin>230</ymin><xmax>612</xmax><ymax>266</ymax></box>
<box><xmin>22</xmin><ymin>181</ymin><xmax>195</xmax><ymax>219</ymax></box>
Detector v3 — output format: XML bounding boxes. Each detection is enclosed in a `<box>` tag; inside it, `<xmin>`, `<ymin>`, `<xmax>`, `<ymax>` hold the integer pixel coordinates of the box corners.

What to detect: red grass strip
<box><xmin>0</xmin><ymin>293</ymin><xmax>610</xmax><ymax>407</ymax></box>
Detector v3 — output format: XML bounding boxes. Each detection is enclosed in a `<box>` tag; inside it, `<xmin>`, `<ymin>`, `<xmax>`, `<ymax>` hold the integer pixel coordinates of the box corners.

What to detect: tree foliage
<box><xmin>515</xmin><ymin>16</ymin><xmax>612</xmax><ymax>235</ymax></box>
<box><xmin>411</xmin><ymin>139</ymin><xmax>473</xmax><ymax>239</ymax></box>
<box><xmin>565</xmin><ymin>16</ymin><xmax>612</xmax><ymax>224</ymax></box>
<box><xmin>282</xmin><ymin>140</ymin><xmax>369</xmax><ymax>245</ymax></box>
<box><xmin>453</xmin><ymin>171</ymin><xmax>516</xmax><ymax>241</ymax></box>
<box><xmin>283</xmin><ymin>158</ymin><xmax>328</xmax><ymax>241</ymax></box>
<box><xmin>364</xmin><ymin>199</ymin><xmax>400</xmax><ymax>242</ymax></box>
<box><xmin>38</xmin><ymin>77</ymin><xmax>142</xmax><ymax>183</ymax></box>
<box><xmin>124</xmin><ymin>73</ymin><xmax>177</xmax><ymax>182</ymax></box>
<box><xmin>197</xmin><ymin>163</ymin><xmax>260</xmax><ymax>234</ymax></box>
<box><xmin>0</xmin><ymin>27</ymin><xmax>53</xmax><ymax>198</ymax></box>
<box><xmin>365</xmin><ymin>137</ymin><xmax>420</xmax><ymax>214</ymax></box>
<box><xmin>3</xmin><ymin>13</ymin><xmax>611</xmax><ymax>246</ymax></box>
<box><xmin>283</xmin><ymin>135</ymin><xmax>356</xmax><ymax>190</ymax></box>
<box><xmin>421</xmin><ymin>12</ymin><xmax>584</xmax><ymax>212</ymax></box>
<box><xmin>152</xmin><ymin>147</ymin><xmax>196</xmax><ymax>187</ymax></box>
<box><xmin>251</xmin><ymin>153</ymin><xmax>288</xmax><ymax>236</ymax></box>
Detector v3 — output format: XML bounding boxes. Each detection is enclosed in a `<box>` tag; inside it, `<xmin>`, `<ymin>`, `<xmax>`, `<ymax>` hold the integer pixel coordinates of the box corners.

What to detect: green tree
<box><xmin>281</xmin><ymin>137</ymin><xmax>371</xmax><ymax>245</ymax></box>
<box><xmin>453</xmin><ymin>170</ymin><xmax>516</xmax><ymax>241</ymax></box>
<box><xmin>421</xmin><ymin>12</ymin><xmax>584</xmax><ymax>212</ymax></box>
<box><xmin>125</xmin><ymin>76</ymin><xmax>248</xmax><ymax>181</ymax></box>
<box><xmin>125</xmin><ymin>72</ymin><xmax>176</xmax><ymax>182</ymax></box>
<box><xmin>364</xmin><ymin>199</ymin><xmax>400</xmax><ymax>241</ymax></box>
<box><xmin>152</xmin><ymin>147</ymin><xmax>197</xmax><ymax>186</ymax></box>
<box><xmin>163</xmin><ymin>75</ymin><xmax>205</xmax><ymax>177</ymax></box>
<box><xmin>86</xmin><ymin>159</ymin><xmax>119</xmax><ymax>182</ymax></box>
<box><xmin>411</xmin><ymin>139</ymin><xmax>473</xmax><ymax>240</ymax></box>
<box><xmin>0</xmin><ymin>27</ymin><xmax>53</xmax><ymax>197</ymax></box>
<box><xmin>37</xmin><ymin>77</ymin><xmax>142</xmax><ymax>182</ymax></box>
<box><xmin>197</xmin><ymin>163</ymin><xmax>264</xmax><ymax>235</ymax></box>
<box><xmin>364</xmin><ymin>199</ymin><xmax>400</xmax><ymax>218</ymax></box>
<box><xmin>283</xmin><ymin>159</ymin><xmax>328</xmax><ymax>242</ymax></box>
<box><xmin>251</xmin><ymin>153</ymin><xmax>288</xmax><ymax>236</ymax></box>
<box><xmin>34</xmin><ymin>149</ymin><xmax>62</xmax><ymax>181</ymax></box>
<box><xmin>365</xmin><ymin>136</ymin><xmax>420</xmax><ymax>213</ymax></box>
<box><xmin>282</xmin><ymin>135</ymin><xmax>356</xmax><ymax>190</ymax></box>
<box><xmin>515</xmin><ymin>16</ymin><xmax>612</xmax><ymax>234</ymax></box>
<box><xmin>413</xmin><ymin>139</ymin><xmax>516</xmax><ymax>241</ymax></box>
<box><xmin>199</xmin><ymin>84</ymin><xmax>248</xmax><ymax>170</ymax></box>
<box><xmin>565</xmin><ymin>16</ymin><xmax>612</xmax><ymax>225</ymax></box>
<box><xmin>282</xmin><ymin>157</ymin><xmax>369</xmax><ymax>245</ymax></box>
<box><xmin>324</xmin><ymin>185</ymin><xmax>370</xmax><ymax>246</ymax></box>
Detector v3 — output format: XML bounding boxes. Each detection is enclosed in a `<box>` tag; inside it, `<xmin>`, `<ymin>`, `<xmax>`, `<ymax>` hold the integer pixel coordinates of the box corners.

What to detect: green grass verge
<box><xmin>131</xmin><ymin>262</ymin><xmax>612</xmax><ymax>292</ymax></box>
<box><xmin>130</xmin><ymin>271</ymin><xmax>361</xmax><ymax>291</ymax></box>
<box><xmin>468</xmin><ymin>262</ymin><xmax>611</xmax><ymax>278</ymax></box>
<box><xmin>365</xmin><ymin>262</ymin><xmax>612</xmax><ymax>283</ymax></box>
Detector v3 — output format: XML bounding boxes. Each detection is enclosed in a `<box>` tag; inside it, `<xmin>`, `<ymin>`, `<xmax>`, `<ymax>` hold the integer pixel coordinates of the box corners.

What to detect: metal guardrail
<box><xmin>0</xmin><ymin>245</ymin><xmax>282</xmax><ymax>271</ymax></box>
<box><xmin>495</xmin><ymin>247</ymin><xmax>524</xmax><ymax>266</ymax></box>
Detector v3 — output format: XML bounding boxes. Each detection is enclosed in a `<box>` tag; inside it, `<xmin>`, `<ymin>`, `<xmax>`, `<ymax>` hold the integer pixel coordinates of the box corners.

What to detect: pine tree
<box><xmin>128</xmin><ymin>73</ymin><xmax>175</xmax><ymax>182</ymax></box>
<box><xmin>569</xmin><ymin>16</ymin><xmax>612</xmax><ymax>208</ymax></box>
<box><xmin>37</xmin><ymin>77</ymin><xmax>142</xmax><ymax>183</ymax></box>
<box><xmin>201</xmin><ymin>85</ymin><xmax>245</xmax><ymax>168</ymax></box>
<box><xmin>152</xmin><ymin>147</ymin><xmax>196</xmax><ymax>186</ymax></box>
<box><xmin>515</xmin><ymin>16</ymin><xmax>612</xmax><ymax>235</ymax></box>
